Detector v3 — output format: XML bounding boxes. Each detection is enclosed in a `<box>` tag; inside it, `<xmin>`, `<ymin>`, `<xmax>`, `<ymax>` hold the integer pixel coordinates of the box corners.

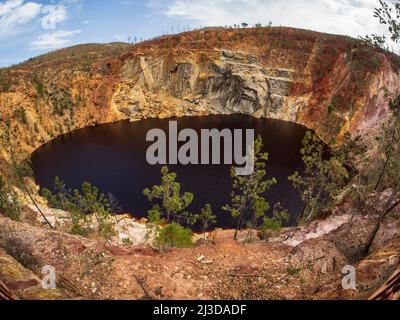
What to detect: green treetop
<box><xmin>223</xmin><ymin>136</ymin><xmax>277</xmax><ymax>241</ymax></box>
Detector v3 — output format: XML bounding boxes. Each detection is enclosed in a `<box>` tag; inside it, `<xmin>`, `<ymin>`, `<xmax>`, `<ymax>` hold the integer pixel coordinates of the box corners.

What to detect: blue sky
<box><xmin>0</xmin><ymin>0</ymin><xmax>393</xmax><ymax>67</ymax></box>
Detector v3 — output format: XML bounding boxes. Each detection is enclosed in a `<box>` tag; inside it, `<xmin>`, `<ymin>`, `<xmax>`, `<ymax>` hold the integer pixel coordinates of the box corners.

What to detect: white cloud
<box><xmin>0</xmin><ymin>0</ymin><xmax>78</xmax><ymax>39</ymax></box>
<box><xmin>41</xmin><ymin>4</ymin><xmax>68</xmax><ymax>30</ymax></box>
<box><xmin>0</xmin><ymin>0</ymin><xmax>23</xmax><ymax>15</ymax></box>
<box><xmin>30</xmin><ymin>29</ymin><xmax>81</xmax><ymax>50</ymax></box>
<box><xmin>114</xmin><ymin>34</ymin><xmax>129</xmax><ymax>41</ymax></box>
<box><xmin>0</xmin><ymin>0</ymin><xmax>42</xmax><ymax>31</ymax></box>
<box><xmin>164</xmin><ymin>0</ymin><xmax>388</xmax><ymax>39</ymax></box>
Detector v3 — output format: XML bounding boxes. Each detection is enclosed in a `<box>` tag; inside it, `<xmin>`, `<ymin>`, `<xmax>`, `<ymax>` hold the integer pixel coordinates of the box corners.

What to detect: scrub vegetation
<box><xmin>42</xmin><ymin>178</ymin><xmax>117</xmax><ymax>241</ymax></box>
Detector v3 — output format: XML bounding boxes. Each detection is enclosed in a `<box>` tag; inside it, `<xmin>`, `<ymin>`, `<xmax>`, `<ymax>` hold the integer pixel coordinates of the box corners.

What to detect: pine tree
<box><xmin>223</xmin><ymin>136</ymin><xmax>277</xmax><ymax>241</ymax></box>
<box><xmin>289</xmin><ymin>131</ymin><xmax>348</xmax><ymax>224</ymax></box>
<box><xmin>42</xmin><ymin>178</ymin><xmax>116</xmax><ymax>240</ymax></box>
<box><xmin>107</xmin><ymin>193</ymin><xmax>123</xmax><ymax>213</ymax></box>
<box><xmin>0</xmin><ymin>175</ymin><xmax>20</xmax><ymax>220</ymax></box>
<box><xmin>197</xmin><ymin>204</ymin><xmax>217</xmax><ymax>237</ymax></box>
<box><xmin>361</xmin><ymin>1</ymin><xmax>400</xmax><ymax>253</ymax></box>
<box><xmin>374</xmin><ymin>96</ymin><xmax>400</xmax><ymax>191</ymax></box>
<box><xmin>143</xmin><ymin>166</ymin><xmax>194</xmax><ymax>225</ymax></box>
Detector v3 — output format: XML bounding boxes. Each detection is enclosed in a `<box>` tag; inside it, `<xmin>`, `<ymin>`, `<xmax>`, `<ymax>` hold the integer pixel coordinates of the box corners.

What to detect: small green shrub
<box><xmin>70</xmin><ymin>222</ymin><xmax>89</xmax><ymax>236</ymax></box>
<box><xmin>155</xmin><ymin>223</ymin><xmax>193</xmax><ymax>251</ymax></box>
<box><xmin>327</xmin><ymin>103</ymin><xmax>335</xmax><ymax>115</ymax></box>
<box><xmin>259</xmin><ymin>217</ymin><xmax>282</xmax><ymax>237</ymax></box>
<box><xmin>122</xmin><ymin>237</ymin><xmax>133</xmax><ymax>246</ymax></box>
<box><xmin>32</xmin><ymin>74</ymin><xmax>45</xmax><ymax>97</ymax></box>
<box><xmin>286</xmin><ymin>266</ymin><xmax>302</xmax><ymax>276</ymax></box>
<box><xmin>0</xmin><ymin>175</ymin><xmax>20</xmax><ymax>221</ymax></box>
<box><xmin>47</xmin><ymin>84</ymin><xmax>73</xmax><ymax>116</ymax></box>
<box><xmin>97</xmin><ymin>216</ymin><xmax>117</xmax><ymax>240</ymax></box>
<box><xmin>13</xmin><ymin>107</ymin><xmax>28</xmax><ymax>124</ymax></box>
<box><xmin>42</xmin><ymin>178</ymin><xmax>117</xmax><ymax>240</ymax></box>
<box><xmin>0</xmin><ymin>71</ymin><xmax>11</xmax><ymax>92</ymax></box>
<box><xmin>258</xmin><ymin>203</ymin><xmax>289</xmax><ymax>240</ymax></box>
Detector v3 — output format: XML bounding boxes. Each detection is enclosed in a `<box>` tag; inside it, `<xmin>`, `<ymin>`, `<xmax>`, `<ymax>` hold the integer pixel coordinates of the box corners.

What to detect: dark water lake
<box><xmin>32</xmin><ymin>115</ymin><xmax>308</xmax><ymax>228</ymax></box>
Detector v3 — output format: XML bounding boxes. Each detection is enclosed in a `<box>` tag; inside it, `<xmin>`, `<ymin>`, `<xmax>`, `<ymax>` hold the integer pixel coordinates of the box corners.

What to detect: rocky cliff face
<box><xmin>1</xmin><ymin>27</ymin><xmax>400</xmax><ymax>165</ymax></box>
<box><xmin>111</xmin><ymin>28</ymin><xmax>400</xmax><ymax>144</ymax></box>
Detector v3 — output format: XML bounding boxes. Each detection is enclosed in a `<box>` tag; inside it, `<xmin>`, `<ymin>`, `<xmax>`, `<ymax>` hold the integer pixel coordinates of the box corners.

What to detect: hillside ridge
<box><xmin>1</xmin><ymin>27</ymin><xmax>399</xmax><ymax>167</ymax></box>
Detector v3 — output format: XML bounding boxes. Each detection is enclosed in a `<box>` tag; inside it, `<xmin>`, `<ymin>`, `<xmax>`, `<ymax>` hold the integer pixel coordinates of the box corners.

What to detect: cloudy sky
<box><xmin>0</xmin><ymin>0</ymin><xmax>393</xmax><ymax>66</ymax></box>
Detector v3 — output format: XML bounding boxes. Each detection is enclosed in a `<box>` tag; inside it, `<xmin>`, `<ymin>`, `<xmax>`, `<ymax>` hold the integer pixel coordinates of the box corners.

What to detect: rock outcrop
<box><xmin>0</xmin><ymin>247</ymin><xmax>77</xmax><ymax>300</ymax></box>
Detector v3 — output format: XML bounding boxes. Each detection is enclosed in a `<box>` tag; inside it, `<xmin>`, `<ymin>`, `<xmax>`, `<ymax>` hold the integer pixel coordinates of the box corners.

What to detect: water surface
<box><xmin>32</xmin><ymin>115</ymin><xmax>307</xmax><ymax>228</ymax></box>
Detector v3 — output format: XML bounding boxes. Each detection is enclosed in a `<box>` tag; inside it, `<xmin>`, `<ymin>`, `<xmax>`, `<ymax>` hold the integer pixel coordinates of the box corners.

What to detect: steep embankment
<box><xmin>1</xmin><ymin>27</ymin><xmax>400</xmax><ymax>165</ymax></box>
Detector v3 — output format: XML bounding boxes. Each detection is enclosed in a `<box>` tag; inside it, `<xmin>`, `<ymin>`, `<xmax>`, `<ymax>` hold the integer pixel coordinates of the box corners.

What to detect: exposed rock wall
<box><xmin>1</xmin><ymin>27</ymin><xmax>400</xmax><ymax>165</ymax></box>
<box><xmin>111</xmin><ymin>42</ymin><xmax>400</xmax><ymax>144</ymax></box>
